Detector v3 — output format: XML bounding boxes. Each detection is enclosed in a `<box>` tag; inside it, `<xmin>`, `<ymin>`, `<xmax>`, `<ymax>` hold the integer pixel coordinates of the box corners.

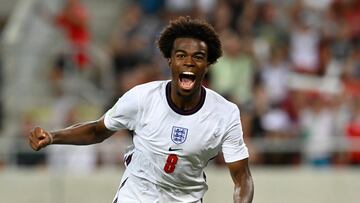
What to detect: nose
<box><xmin>184</xmin><ymin>56</ymin><xmax>195</xmax><ymax>67</ymax></box>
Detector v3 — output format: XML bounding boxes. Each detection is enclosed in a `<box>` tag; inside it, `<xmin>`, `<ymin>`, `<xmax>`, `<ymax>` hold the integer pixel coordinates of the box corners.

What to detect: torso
<box><xmin>104</xmin><ymin>80</ymin><xmax>246</xmax><ymax>200</ymax></box>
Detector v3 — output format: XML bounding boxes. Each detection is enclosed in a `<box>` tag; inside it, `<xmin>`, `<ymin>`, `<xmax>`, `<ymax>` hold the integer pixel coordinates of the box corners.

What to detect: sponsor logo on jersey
<box><xmin>168</xmin><ymin>147</ymin><xmax>183</xmax><ymax>151</ymax></box>
<box><xmin>171</xmin><ymin>126</ymin><xmax>188</xmax><ymax>144</ymax></box>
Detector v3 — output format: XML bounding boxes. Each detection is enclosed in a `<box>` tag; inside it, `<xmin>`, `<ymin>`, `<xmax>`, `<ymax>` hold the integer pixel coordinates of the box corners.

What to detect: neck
<box><xmin>166</xmin><ymin>82</ymin><xmax>205</xmax><ymax>115</ymax></box>
<box><xmin>172</xmin><ymin>89</ymin><xmax>201</xmax><ymax>111</ymax></box>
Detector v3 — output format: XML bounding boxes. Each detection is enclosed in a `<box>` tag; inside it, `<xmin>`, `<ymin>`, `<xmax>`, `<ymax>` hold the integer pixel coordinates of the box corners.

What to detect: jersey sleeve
<box><xmin>104</xmin><ymin>86</ymin><xmax>141</xmax><ymax>131</ymax></box>
<box><xmin>221</xmin><ymin>106</ymin><xmax>249</xmax><ymax>163</ymax></box>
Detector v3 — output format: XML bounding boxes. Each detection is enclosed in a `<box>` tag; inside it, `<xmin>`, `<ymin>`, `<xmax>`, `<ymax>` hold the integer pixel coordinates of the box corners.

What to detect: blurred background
<box><xmin>0</xmin><ymin>0</ymin><xmax>359</xmax><ymax>202</ymax></box>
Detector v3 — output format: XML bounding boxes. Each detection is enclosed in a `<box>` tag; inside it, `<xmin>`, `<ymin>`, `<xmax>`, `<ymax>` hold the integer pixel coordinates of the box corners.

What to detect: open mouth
<box><xmin>179</xmin><ymin>71</ymin><xmax>196</xmax><ymax>90</ymax></box>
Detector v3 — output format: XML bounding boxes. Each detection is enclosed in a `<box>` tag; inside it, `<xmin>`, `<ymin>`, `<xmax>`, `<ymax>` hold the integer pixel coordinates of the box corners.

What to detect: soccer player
<box><xmin>28</xmin><ymin>16</ymin><xmax>254</xmax><ymax>203</ymax></box>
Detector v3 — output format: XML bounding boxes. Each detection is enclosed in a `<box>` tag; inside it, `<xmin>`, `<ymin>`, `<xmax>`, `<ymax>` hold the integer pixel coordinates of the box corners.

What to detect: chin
<box><xmin>177</xmin><ymin>86</ymin><xmax>200</xmax><ymax>98</ymax></box>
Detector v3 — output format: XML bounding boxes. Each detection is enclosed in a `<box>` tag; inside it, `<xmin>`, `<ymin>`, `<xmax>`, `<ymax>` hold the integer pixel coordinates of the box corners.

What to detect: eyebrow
<box><xmin>174</xmin><ymin>49</ymin><xmax>206</xmax><ymax>55</ymax></box>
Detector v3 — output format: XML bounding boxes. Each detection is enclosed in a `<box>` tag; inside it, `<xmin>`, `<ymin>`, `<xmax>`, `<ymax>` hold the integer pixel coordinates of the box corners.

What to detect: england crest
<box><xmin>171</xmin><ymin>126</ymin><xmax>188</xmax><ymax>144</ymax></box>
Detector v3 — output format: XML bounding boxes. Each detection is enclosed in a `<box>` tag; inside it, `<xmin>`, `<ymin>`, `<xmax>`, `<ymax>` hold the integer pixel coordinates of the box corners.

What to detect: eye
<box><xmin>193</xmin><ymin>55</ymin><xmax>205</xmax><ymax>61</ymax></box>
<box><xmin>176</xmin><ymin>53</ymin><xmax>186</xmax><ymax>59</ymax></box>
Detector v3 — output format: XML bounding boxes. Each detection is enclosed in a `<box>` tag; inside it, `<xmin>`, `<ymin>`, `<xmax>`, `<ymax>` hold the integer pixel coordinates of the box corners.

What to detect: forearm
<box><xmin>233</xmin><ymin>174</ymin><xmax>254</xmax><ymax>203</ymax></box>
<box><xmin>228</xmin><ymin>159</ymin><xmax>254</xmax><ymax>203</ymax></box>
<box><xmin>51</xmin><ymin>120</ymin><xmax>112</xmax><ymax>145</ymax></box>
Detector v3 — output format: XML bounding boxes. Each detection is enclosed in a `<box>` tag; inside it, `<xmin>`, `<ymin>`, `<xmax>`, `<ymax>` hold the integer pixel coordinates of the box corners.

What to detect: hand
<box><xmin>28</xmin><ymin>127</ymin><xmax>53</xmax><ymax>151</ymax></box>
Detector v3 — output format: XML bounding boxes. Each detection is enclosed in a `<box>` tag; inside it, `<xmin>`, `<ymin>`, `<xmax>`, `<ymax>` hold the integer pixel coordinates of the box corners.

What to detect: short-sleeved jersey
<box><xmin>104</xmin><ymin>80</ymin><xmax>249</xmax><ymax>201</ymax></box>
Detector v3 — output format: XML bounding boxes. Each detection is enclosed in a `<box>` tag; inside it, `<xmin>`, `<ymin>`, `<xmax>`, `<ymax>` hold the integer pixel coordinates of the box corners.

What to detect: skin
<box><xmin>169</xmin><ymin>38</ymin><xmax>209</xmax><ymax>110</ymax></box>
<box><xmin>28</xmin><ymin>37</ymin><xmax>254</xmax><ymax>203</ymax></box>
<box><xmin>228</xmin><ymin>159</ymin><xmax>254</xmax><ymax>203</ymax></box>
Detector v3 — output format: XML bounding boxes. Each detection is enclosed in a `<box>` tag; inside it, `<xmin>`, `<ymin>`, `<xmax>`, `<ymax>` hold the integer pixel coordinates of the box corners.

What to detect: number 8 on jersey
<box><xmin>164</xmin><ymin>154</ymin><xmax>178</xmax><ymax>173</ymax></box>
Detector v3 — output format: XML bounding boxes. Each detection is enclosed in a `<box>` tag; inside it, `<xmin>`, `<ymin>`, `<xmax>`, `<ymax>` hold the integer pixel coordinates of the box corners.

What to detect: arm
<box><xmin>227</xmin><ymin>158</ymin><xmax>254</xmax><ymax>203</ymax></box>
<box><xmin>28</xmin><ymin>117</ymin><xmax>114</xmax><ymax>151</ymax></box>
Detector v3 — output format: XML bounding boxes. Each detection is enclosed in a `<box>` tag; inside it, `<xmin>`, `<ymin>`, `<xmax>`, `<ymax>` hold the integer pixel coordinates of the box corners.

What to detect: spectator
<box><xmin>260</xmin><ymin>107</ymin><xmax>299</xmax><ymax>165</ymax></box>
<box><xmin>243</xmin><ymin>80</ymin><xmax>269</xmax><ymax>165</ymax></box>
<box><xmin>210</xmin><ymin>30</ymin><xmax>255</xmax><ymax>107</ymax></box>
<box><xmin>211</xmin><ymin>1</ymin><xmax>232</xmax><ymax>34</ymax></box>
<box><xmin>300</xmin><ymin>92</ymin><xmax>336</xmax><ymax>167</ymax></box>
<box><xmin>345</xmin><ymin>96</ymin><xmax>360</xmax><ymax>165</ymax></box>
<box><xmin>289</xmin><ymin>19</ymin><xmax>321</xmax><ymax>74</ymax></box>
<box><xmin>41</xmin><ymin>0</ymin><xmax>91</xmax><ymax>70</ymax></box>
<box><xmin>260</xmin><ymin>46</ymin><xmax>290</xmax><ymax>106</ymax></box>
<box><xmin>252</xmin><ymin>1</ymin><xmax>289</xmax><ymax>64</ymax></box>
<box><xmin>135</xmin><ymin>0</ymin><xmax>165</xmax><ymax>15</ymax></box>
<box><xmin>343</xmin><ymin>46</ymin><xmax>360</xmax><ymax>81</ymax></box>
<box><xmin>109</xmin><ymin>2</ymin><xmax>162</xmax><ymax>76</ymax></box>
<box><xmin>340</xmin><ymin>0</ymin><xmax>360</xmax><ymax>41</ymax></box>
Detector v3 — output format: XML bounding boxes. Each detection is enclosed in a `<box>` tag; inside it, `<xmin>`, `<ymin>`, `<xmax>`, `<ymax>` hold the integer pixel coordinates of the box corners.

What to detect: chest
<box><xmin>135</xmin><ymin>102</ymin><xmax>226</xmax><ymax>159</ymax></box>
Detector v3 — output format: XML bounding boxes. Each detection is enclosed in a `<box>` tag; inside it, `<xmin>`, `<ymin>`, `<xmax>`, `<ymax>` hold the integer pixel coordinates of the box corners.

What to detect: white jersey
<box><xmin>104</xmin><ymin>80</ymin><xmax>249</xmax><ymax>202</ymax></box>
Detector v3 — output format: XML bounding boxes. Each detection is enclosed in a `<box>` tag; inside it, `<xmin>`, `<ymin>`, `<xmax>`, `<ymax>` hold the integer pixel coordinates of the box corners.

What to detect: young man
<box><xmin>28</xmin><ymin>16</ymin><xmax>254</xmax><ymax>203</ymax></box>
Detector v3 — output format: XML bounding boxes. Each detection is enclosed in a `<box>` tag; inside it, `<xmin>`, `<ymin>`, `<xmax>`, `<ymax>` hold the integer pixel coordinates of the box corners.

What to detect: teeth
<box><xmin>181</xmin><ymin>71</ymin><xmax>195</xmax><ymax>75</ymax></box>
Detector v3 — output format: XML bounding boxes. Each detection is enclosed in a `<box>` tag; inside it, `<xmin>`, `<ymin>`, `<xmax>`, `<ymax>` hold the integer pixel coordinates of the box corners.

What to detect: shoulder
<box><xmin>205</xmin><ymin>87</ymin><xmax>238</xmax><ymax>108</ymax></box>
<box><xmin>204</xmin><ymin>87</ymin><xmax>239</xmax><ymax>114</ymax></box>
<box><xmin>128</xmin><ymin>80</ymin><xmax>168</xmax><ymax>95</ymax></box>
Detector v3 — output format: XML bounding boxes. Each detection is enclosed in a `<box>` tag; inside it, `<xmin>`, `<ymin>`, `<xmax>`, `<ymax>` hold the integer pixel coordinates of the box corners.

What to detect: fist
<box><xmin>28</xmin><ymin>127</ymin><xmax>53</xmax><ymax>151</ymax></box>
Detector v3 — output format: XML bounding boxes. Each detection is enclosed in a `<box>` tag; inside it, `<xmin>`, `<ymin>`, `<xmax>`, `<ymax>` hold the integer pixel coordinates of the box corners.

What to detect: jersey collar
<box><xmin>165</xmin><ymin>82</ymin><xmax>206</xmax><ymax>115</ymax></box>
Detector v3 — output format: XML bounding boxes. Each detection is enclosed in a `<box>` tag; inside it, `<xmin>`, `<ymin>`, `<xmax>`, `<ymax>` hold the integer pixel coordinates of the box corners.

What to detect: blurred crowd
<box><xmin>2</xmin><ymin>0</ymin><xmax>360</xmax><ymax>171</ymax></box>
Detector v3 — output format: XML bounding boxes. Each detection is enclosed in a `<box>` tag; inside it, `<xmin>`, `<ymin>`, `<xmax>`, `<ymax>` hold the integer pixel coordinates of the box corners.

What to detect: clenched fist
<box><xmin>28</xmin><ymin>127</ymin><xmax>53</xmax><ymax>151</ymax></box>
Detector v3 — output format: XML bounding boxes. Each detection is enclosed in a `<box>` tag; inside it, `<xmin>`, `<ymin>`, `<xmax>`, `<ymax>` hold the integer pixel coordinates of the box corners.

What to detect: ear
<box><xmin>168</xmin><ymin>58</ymin><xmax>171</xmax><ymax>66</ymax></box>
<box><xmin>205</xmin><ymin>63</ymin><xmax>211</xmax><ymax>73</ymax></box>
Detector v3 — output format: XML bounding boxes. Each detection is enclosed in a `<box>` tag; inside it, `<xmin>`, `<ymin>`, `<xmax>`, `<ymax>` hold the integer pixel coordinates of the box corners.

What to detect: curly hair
<box><xmin>157</xmin><ymin>16</ymin><xmax>222</xmax><ymax>65</ymax></box>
